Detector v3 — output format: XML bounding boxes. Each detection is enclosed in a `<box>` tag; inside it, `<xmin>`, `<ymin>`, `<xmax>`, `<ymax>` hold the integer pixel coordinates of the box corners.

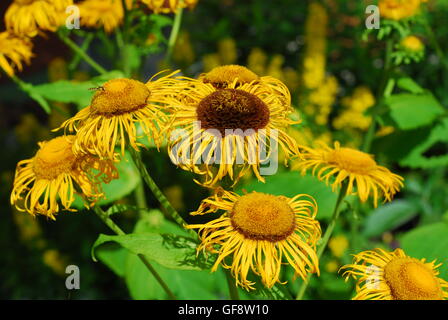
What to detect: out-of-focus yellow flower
<box><xmin>329</xmin><ymin>235</ymin><xmax>349</xmax><ymax>258</ymax></box>
<box><xmin>202</xmin><ymin>53</ymin><xmax>221</xmax><ymax>72</ymax></box>
<box><xmin>325</xmin><ymin>260</ymin><xmax>339</xmax><ymax>273</ymax></box>
<box><xmin>13</xmin><ymin>211</ymin><xmax>43</xmax><ymax>243</ymax></box>
<box><xmin>43</xmin><ymin>249</ymin><xmax>68</xmax><ymax>276</ymax></box>
<box><xmin>48</xmin><ymin>57</ymin><xmax>68</xmax><ymax>82</ymax></box>
<box><xmin>0</xmin><ymin>31</ymin><xmax>33</xmax><ymax>77</ymax></box>
<box><xmin>376</xmin><ymin>126</ymin><xmax>395</xmax><ymax>137</ymax></box>
<box><xmin>173</xmin><ymin>32</ymin><xmax>195</xmax><ymax>67</ymax></box>
<box><xmin>283</xmin><ymin>67</ymin><xmax>300</xmax><ymax>92</ymax></box>
<box><xmin>379</xmin><ymin>0</ymin><xmax>422</xmax><ymax>20</ymax></box>
<box><xmin>247</xmin><ymin>47</ymin><xmax>267</xmax><ymax>76</ymax></box>
<box><xmin>78</xmin><ymin>0</ymin><xmax>132</xmax><ymax>33</ymax></box>
<box><xmin>163</xmin><ymin>185</ymin><xmax>185</xmax><ymax>211</ymax></box>
<box><xmin>401</xmin><ymin>35</ymin><xmax>424</xmax><ymax>52</ymax></box>
<box><xmin>14</xmin><ymin>114</ymin><xmax>49</xmax><ymax>144</ymax></box>
<box><xmin>5</xmin><ymin>0</ymin><xmax>72</xmax><ymax>37</ymax></box>
<box><xmin>218</xmin><ymin>37</ymin><xmax>237</xmax><ymax>65</ymax></box>
<box><xmin>142</xmin><ymin>0</ymin><xmax>199</xmax><ymax>14</ymax></box>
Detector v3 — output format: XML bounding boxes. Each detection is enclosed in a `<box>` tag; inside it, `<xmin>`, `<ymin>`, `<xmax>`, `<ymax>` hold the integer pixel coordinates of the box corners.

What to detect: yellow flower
<box><xmin>202</xmin><ymin>53</ymin><xmax>221</xmax><ymax>73</ymax></box>
<box><xmin>341</xmin><ymin>248</ymin><xmax>448</xmax><ymax>300</ymax></box>
<box><xmin>55</xmin><ymin>72</ymin><xmax>179</xmax><ymax>158</ymax></box>
<box><xmin>187</xmin><ymin>190</ymin><xmax>321</xmax><ymax>290</ymax></box>
<box><xmin>172</xmin><ymin>31</ymin><xmax>195</xmax><ymax>66</ymax></box>
<box><xmin>401</xmin><ymin>35</ymin><xmax>424</xmax><ymax>52</ymax></box>
<box><xmin>5</xmin><ymin>0</ymin><xmax>73</xmax><ymax>37</ymax></box>
<box><xmin>142</xmin><ymin>0</ymin><xmax>198</xmax><ymax>14</ymax></box>
<box><xmin>247</xmin><ymin>47</ymin><xmax>267</xmax><ymax>76</ymax></box>
<box><xmin>0</xmin><ymin>31</ymin><xmax>33</xmax><ymax>77</ymax></box>
<box><xmin>10</xmin><ymin>135</ymin><xmax>118</xmax><ymax>219</ymax></box>
<box><xmin>217</xmin><ymin>38</ymin><xmax>237</xmax><ymax>65</ymax></box>
<box><xmin>164</xmin><ymin>69</ymin><xmax>300</xmax><ymax>187</ymax></box>
<box><xmin>78</xmin><ymin>0</ymin><xmax>132</xmax><ymax>33</ymax></box>
<box><xmin>297</xmin><ymin>141</ymin><xmax>404</xmax><ymax>206</ymax></box>
<box><xmin>325</xmin><ymin>260</ymin><xmax>339</xmax><ymax>273</ymax></box>
<box><xmin>379</xmin><ymin>0</ymin><xmax>422</xmax><ymax>20</ymax></box>
<box><xmin>329</xmin><ymin>235</ymin><xmax>349</xmax><ymax>258</ymax></box>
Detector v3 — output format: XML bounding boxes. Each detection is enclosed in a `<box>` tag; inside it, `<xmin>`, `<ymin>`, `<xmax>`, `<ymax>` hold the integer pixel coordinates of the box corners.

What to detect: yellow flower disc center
<box><xmin>202</xmin><ymin>65</ymin><xmax>259</xmax><ymax>88</ymax></box>
<box><xmin>14</xmin><ymin>0</ymin><xmax>34</xmax><ymax>5</ymax></box>
<box><xmin>90</xmin><ymin>78</ymin><xmax>150</xmax><ymax>115</ymax></box>
<box><xmin>327</xmin><ymin>147</ymin><xmax>377</xmax><ymax>174</ymax></box>
<box><xmin>230</xmin><ymin>192</ymin><xmax>295</xmax><ymax>241</ymax></box>
<box><xmin>33</xmin><ymin>136</ymin><xmax>77</xmax><ymax>180</ymax></box>
<box><xmin>384</xmin><ymin>258</ymin><xmax>444</xmax><ymax>300</ymax></box>
<box><xmin>196</xmin><ymin>89</ymin><xmax>270</xmax><ymax>135</ymax></box>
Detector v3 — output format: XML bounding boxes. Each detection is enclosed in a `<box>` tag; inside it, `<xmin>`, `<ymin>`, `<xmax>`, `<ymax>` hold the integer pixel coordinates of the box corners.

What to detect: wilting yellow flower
<box><xmin>55</xmin><ymin>72</ymin><xmax>179</xmax><ymax>158</ymax></box>
<box><xmin>78</xmin><ymin>0</ymin><xmax>132</xmax><ymax>33</ymax></box>
<box><xmin>298</xmin><ymin>141</ymin><xmax>404</xmax><ymax>206</ymax></box>
<box><xmin>10</xmin><ymin>135</ymin><xmax>118</xmax><ymax>219</ymax></box>
<box><xmin>165</xmin><ymin>67</ymin><xmax>300</xmax><ymax>187</ymax></box>
<box><xmin>5</xmin><ymin>0</ymin><xmax>73</xmax><ymax>37</ymax></box>
<box><xmin>341</xmin><ymin>248</ymin><xmax>448</xmax><ymax>300</ymax></box>
<box><xmin>0</xmin><ymin>32</ymin><xmax>33</xmax><ymax>77</ymax></box>
<box><xmin>187</xmin><ymin>190</ymin><xmax>321</xmax><ymax>290</ymax></box>
<box><xmin>142</xmin><ymin>0</ymin><xmax>198</xmax><ymax>14</ymax></box>
<box><xmin>329</xmin><ymin>235</ymin><xmax>349</xmax><ymax>258</ymax></box>
<box><xmin>379</xmin><ymin>0</ymin><xmax>422</xmax><ymax>20</ymax></box>
<box><xmin>401</xmin><ymin>35</ymin><xmax>424</xmax><ymax>52</ymax></box>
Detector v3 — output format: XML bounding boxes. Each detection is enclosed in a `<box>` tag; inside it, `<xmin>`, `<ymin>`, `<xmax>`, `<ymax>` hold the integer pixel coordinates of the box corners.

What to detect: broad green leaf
<box><xmin>400</xmin><ymin>222</ymin><xmax>448</xmax><ymax>280</ymax></box>
<box><xmin>362</xmin><ymin>200</ymin><xmax>418</xmax><ymax>237</ymax></box>
<box><xmin>238</xmin><ymin>171</ymin><xmax>338</xmax><ymax>219</ymax></box>
<box><xmin>400</xmin><ymin>118</ymin><xmax>448</xmax><ymax>168</ymax></box>
<box><xmin>95</xmin><ymin>243</ymin><xmax>128</xmax><ymax>277</ymax></box>
<box><xmin>31</xmin><ymin>70</ymin><xmax>125</xmax><ymax>108</ymax></box>
<box><xmin>396</xmin><ymin>77</ymin><xmax>424</xmax><ymax>94</ymax></box>
<box><xmin>91</xmin><ymin>232</ymin><xmax>212</xmax><ymax>271</ymax></box>
<box><xmin>386</xmin><ymin>93</ymin><xmax>445</xmax><ymax>130</ymax></box>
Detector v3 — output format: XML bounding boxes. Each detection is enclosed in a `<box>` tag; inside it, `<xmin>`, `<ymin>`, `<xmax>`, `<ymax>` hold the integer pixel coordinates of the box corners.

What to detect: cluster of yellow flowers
<box><xmin>333</xmin><ymin>86</ymin><xmax>375</xmax><ymax>131</ymax></box>
<box><xmin>0</xmin><ymin>0</ymin><xmax>199</xmax><ymax>77</ymax></box>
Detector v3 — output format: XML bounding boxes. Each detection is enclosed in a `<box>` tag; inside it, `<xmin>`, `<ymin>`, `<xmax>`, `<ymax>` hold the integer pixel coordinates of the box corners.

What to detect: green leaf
<box><xmin>91</xmin><ymin>232</ymin><xmax>212</xmax><ymax>271</ymax></box>
<box><xmin>396</xmin><ymin>77</ymin><xmax>424</xmax><ymax>94</ymax></box>
<box><xmin>386</xmin><ymin>93</ymin><xmax>445</xmax><ymax>130</ymax></box>
<box><xmin>400</xmin><ymin>118</ymin><xmax>448</xmax><ymax>168</ymax></box>
<box><xmin>95</xmin><ymin>243</ymin><xmax>128</xmax><ymax>277</ymax></box>
<box><xmin>400</xmin><ymin>222</ymin><xmax>448</xmax><ymax>280</ymax></box>
<box><xmin>362</xmin><ymin>200</ymin><xmax>418</xmax><ymax>237</ymax></box>
<box><xmin>31</xmin><ymin>70</ymin><xmax>125</xmax><ymax>109</ymax></box>
<box><xmin>238</xmin><ymin>171</ymin><xmax>338</xmax><ymax>219</ymax></box>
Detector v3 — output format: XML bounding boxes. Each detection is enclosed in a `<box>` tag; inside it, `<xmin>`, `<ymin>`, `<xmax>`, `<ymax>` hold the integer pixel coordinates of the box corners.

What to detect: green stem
<box><xmin>165</xmin><ymin>8</ymin><xmax>184</xmax><ymax>64</ymax></box>
<box><xmin>128</xmin><ymin>148</ymin><xmax>197</xmax><ymax>239</ymax></box>
<box><xmin>225</xmin><ymin>269</ymin><xmax>240</xmax><ymax>300</ymax></box>
<box><xmin>92</xmin><ymin>206</ymin><xmax>177</xmax><ymax>299</ymax></box>
<box><xmin>68</xmin><ymin>33</ymin><xmax>94</xmax><ymax>72</ymax></box>
<box><xmin>362</xmin><ymin>38</ymin><xmax>394</xmax><ymax>153</ymax></box>
<box><xmin>134</xmin><ymin>180</ymin><xmax>148</xmax><ymax>211</ymax></box>
<box><xmin>58</xmin><ymin>31</ymin><xmax>107</xmax><ymax>75</ymax></box>
<box><xmin>422</xmin><ymin>6</ymin><xmax>448</xmax><ymax>72</ymax></box>
<box><xmin>296</xmin><ymin>181</ymin><xmax>349</xmax><ymax>300</ymax></box>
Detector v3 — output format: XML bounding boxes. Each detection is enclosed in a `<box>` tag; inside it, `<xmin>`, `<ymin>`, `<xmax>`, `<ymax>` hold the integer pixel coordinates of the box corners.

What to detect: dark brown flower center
<box><xmin>196</xmin><ymin>89</ymin><xmax>270</xmax><ymax>135</ymax></box>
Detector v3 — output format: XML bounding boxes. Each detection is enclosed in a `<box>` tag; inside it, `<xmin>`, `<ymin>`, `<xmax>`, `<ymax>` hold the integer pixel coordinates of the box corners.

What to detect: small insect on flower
<box><xmin>10</xmin><ymin>135</ymin><xmax>118</xmax><ymax>219</ymax></box>
<box><xmin>297</xmin><ymin>141</ymin><xmax>404</xmax><ymax>207</ymax></box>
<box><xmin>54</xmin><ymin>71</ymin><xmax>181</xmax><ymax>158</ymax></box>
<box><xmin>341</xmin><ymin>248</ymin><xmax>448</xmax><ymax>300</ymax></box>
<box><xmin>187</xmin><ymin>190</ymin><xmax>321</xmax><ymax>290</ymax></box>
<box><xmin>0</xmin><ymin>31</ymin><xmax>33</xmax><ymax>77</ymax></box>
<box><xmin>5</xmin><ymin>0</ymin><xmax>73</xmax><ymax>37</ymax></box>
<box><xmin>163</xmin><ymin>66</ymin><xmax>301</xmax><ymax>187</ymax></box>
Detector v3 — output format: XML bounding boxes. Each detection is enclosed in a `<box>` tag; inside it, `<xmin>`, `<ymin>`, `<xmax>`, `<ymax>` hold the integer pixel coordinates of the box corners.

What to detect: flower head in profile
<box><xmin>187</xmin><ymin>190</ymin><xmax>321</xmax><ymax>290</ymax></box>
<box><xmin>0</xmin><ymin>31</ymin><xmax>33</xmax><ymax>77</ymax></box>
<box><xmin>401</xmin><ymin>35</ymin><xmax>424</xmax><ymax>52</ymax></box>
<box><xmin>55</xmin><ymin>72</ymin><xmax>180</xmax><ymax>158</ymax></box>
<box><xmin>10</xmin><ymin>135</ymin><xmax>118</xmax><ymax>219</ymax></box>
<box><xmin>164</xmin><ymin>71</ymin><xmax>300</xmax><ymax>187</ymax></box>
<box><xmin>297</xmin><ymin>141</ymin><xmax>404</xmax><ymax>207</ymax></box>
<box><xmin>78</xmin><ymin>0</ymin><xmax>133</xmax><ymax>33</ymax></box>
<box><xmin>341</xmin><ymin>248</ymin><xmax>448</xmax><ymax>300</ymax></box>
<box><xmin>378</xmin><ymin>0</ymin><xmax>422</xmax><ymax>21</ymax></box>
<box><xmin>5</xmin><ymin>0</ymin><xmax>73</xmax><ymax>37</ymax></box>
<box><xmin>142</xmin><ymin>0</ymin><xmax>199</xmax><ymax>14</ymax></box>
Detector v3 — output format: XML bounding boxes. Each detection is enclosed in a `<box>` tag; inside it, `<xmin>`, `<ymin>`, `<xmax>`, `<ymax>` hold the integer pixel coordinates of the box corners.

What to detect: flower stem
<box><xmin>58</xmin><ymin>31</ymin><xmax>107</xmax><ymax>75</ymax></box>
<box><xmin>165</xmin><ymin>8</ymin><xmax>184</xmax><ymax>64</ymax></box>
<box><xmin>362</xmin><ymin>38</ymin><xmax>394</xmax><ymax>153</ymax></box>
<box><xmin>296</xmin><ymin>181</ymin><xmax>349</xmax><ymax>300</ymax></box>
<box><xmin>225</xmin><ymin>269</ymin><xmax>240</xmax><ymax>300</ymax></box>
<box><xmin>128</xmin><ymin>148</ymin><xmax>197</xmax><ymax>239</ymax></box>
<box><xmin>92</xmin><ymin>205</ymin><xmax>177</xmax><ymax>299</ymax></box>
